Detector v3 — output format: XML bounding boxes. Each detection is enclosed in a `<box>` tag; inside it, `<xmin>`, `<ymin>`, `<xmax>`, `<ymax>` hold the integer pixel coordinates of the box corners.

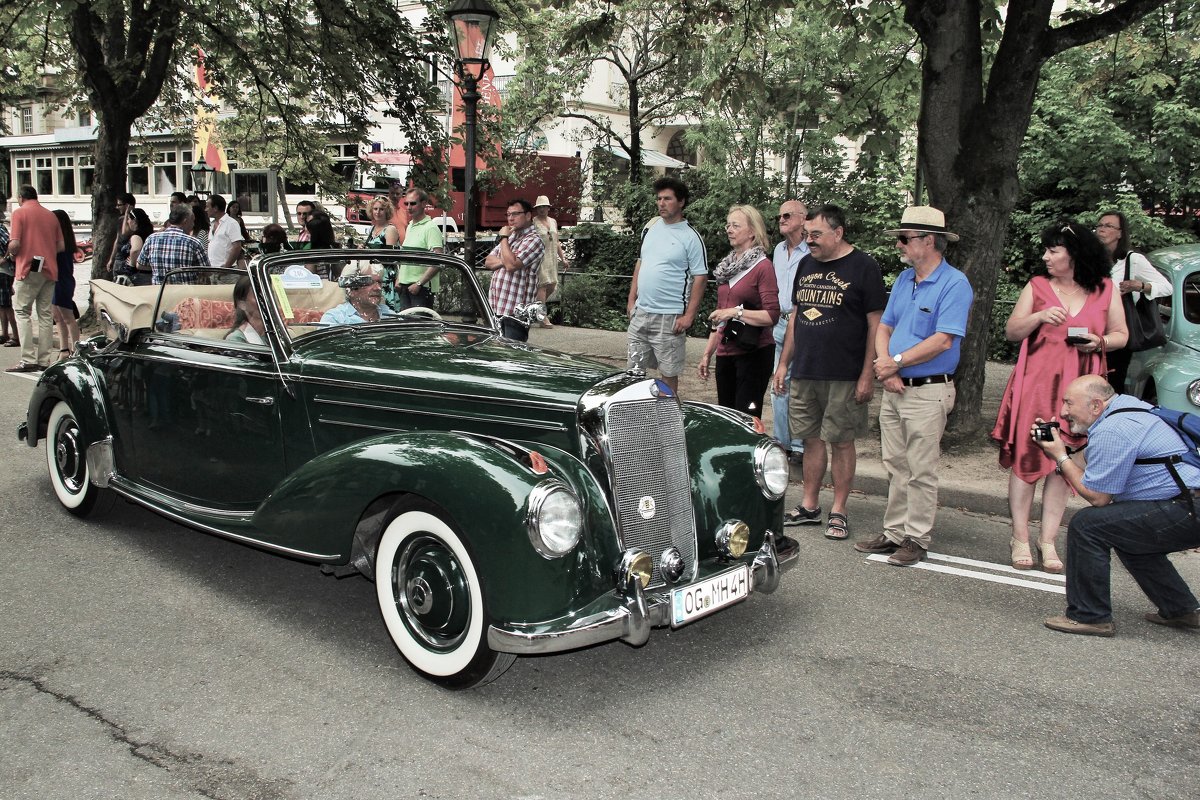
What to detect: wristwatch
<box><xmin>1054</xmin><ymin>454</ymin><xmax>1071</xmax><ymax>475</ymax></box>
<box><xmin>735</xmin><ymin>305</ymin><xmax>744</xmax><ymax>320</ymax></box>
<box><xmin>893</xmin><ymin>353</ymin><xmax>903</xmax><ymax>365</ymax></box>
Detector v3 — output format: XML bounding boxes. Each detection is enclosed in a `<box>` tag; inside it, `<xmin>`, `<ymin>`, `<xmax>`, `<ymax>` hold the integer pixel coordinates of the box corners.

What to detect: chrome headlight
<box><xmin>754</xmin><ymin>441</ymin><xmax>789</xmax><ymax>500</ymax></box>
<box><xmin>715</xmin><ymin>520</ymin><xmax>750</xmax><ymax>559</ymax></box>
<box><xmin>1187</xmin><ymin>379</ymin><xmax>1200</xmax><ymax>408</ymax></box>
<box><xmin>526</xmin><ymin>481</ymin><xmax>583</xmax><ymax>558</ymax></box>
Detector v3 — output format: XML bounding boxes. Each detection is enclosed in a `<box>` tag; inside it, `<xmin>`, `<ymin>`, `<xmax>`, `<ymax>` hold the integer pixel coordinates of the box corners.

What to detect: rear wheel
<box><xmin>375</xmin><ymin>499</ymin><xmax>515</xmax><ymax>688</ymax></box>
<box><xmin>45</xmin><ymin>401</ymin><xmax>111</xmax><ymax>517</ymax></box>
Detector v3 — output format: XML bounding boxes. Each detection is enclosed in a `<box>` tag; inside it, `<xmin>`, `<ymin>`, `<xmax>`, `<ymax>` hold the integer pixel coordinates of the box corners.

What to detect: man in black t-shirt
<box><xmin>772</xmin><ymin>204</ymin><xmax>887</xmax><ymax>541</ymax></box>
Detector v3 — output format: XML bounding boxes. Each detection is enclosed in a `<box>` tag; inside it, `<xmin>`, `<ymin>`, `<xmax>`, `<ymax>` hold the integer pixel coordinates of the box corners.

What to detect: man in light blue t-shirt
<box><xmin>625</xmin><ymin>176</ymin><xmax>708</xmax><ymax>394</ymax></box>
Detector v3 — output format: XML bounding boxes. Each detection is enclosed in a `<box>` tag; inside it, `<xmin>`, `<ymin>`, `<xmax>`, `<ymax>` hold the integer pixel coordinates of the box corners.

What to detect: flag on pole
<box><xmin>194</xmin><ymin>47</ymin><xmax>228</xmax><ymax>172</ymax></box>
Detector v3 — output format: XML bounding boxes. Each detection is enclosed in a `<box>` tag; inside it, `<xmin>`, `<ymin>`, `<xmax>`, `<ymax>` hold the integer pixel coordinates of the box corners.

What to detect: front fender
<box><xmin>22</xmin><ymin>361</ymin><xmax>112</xmax><ymax>449</ymax></box>
<box><xmin>682</xmin><ymin>402</ymin><xmax>786</xmax><ymax>557</ymax></box>
<box><xmin>254</xmin><ymin>431</ymin><xmax>619</xmax><ymax>624</ymax></box>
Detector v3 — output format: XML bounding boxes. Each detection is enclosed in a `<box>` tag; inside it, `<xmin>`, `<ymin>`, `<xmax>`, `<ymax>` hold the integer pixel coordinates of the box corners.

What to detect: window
<box><xmin>15</xmin><ymin>157</ymin><xmax>32</xmax><ymax>189</ymax></box>
<box><xmin>154</xmin><ymin>151</ymin><xmax>178</xmax><ymax>195</ymax></box>
<box><xmin>21</xmin><ymin>107</ymin><xmax>33</xmax><ymax>135</ymax></box>
<box><xmin>57</xmin><ymin>156</ymin><xmax>76</xmax><ymax>195</ymax></box>
<box><xmin>78</xmin><ymin>109</ymin><xmax>93</xmax><ymax>127</ymax></box>
<box><xmin>35</xmin><ymin>156</ymin><xmax>53</xmax><ymax>196</ymax></box>
<box><xmin>79</xmin><ymin>155</ymin><xmax>95</xmax><ymax>196</ymax></box>
<box><xmin>128</xmin><ymin>154</ymin><xmax>149</xmax><ymax>195</ymax></box>
<box><xmin>233</xmin><ymin>171</ymin><xmax>270</xmax><ymax>213</ymax></box>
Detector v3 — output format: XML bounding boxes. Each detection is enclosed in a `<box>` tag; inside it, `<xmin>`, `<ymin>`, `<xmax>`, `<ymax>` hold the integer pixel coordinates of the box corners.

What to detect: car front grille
<box><xmin>605</xmin><ymin>398</ymin><xmax>695</xmax><ymax>587</ymax></box>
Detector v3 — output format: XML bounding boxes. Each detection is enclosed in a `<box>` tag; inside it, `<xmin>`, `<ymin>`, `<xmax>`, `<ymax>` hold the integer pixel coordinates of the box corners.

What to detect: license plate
<box><xmin>671</xmin><ymin>565</ymin><xmax>750</xmax><ymax>628</ymax></box>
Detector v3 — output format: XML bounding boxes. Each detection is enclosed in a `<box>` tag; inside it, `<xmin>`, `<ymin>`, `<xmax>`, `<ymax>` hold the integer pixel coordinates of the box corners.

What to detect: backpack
<box><xmin>1108</xmin><ymin>406</ymin><xmax>1200</xmax><ymax>513</ymax></box>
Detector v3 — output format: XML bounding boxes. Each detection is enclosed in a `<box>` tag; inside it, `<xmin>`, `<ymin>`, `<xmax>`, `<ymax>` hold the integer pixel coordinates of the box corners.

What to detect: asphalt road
<box><xmin>1</xmin><ymin>366</ymin><xmax>1198</xmax><ymax>800</ymax></box>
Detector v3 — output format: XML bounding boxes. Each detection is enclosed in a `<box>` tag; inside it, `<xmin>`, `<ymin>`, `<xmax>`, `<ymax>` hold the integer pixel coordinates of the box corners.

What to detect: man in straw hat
<box><xmin>854</xmin><ymin>206</ymin><xmax>973</xmax><ymax>566</ymax></box>
<box><xmin>532</xmin><ymin>195</ymin><xmax>570</xmax><ymax>328</ymax></box>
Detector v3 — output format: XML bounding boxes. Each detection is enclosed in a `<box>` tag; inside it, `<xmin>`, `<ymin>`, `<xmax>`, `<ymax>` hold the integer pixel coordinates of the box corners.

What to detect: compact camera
<box><xmin>1033</xmin><ymin>421</ymin><xmax>1060</xmax><ymax>441</ymax></box>
<box><xmin>30</xmin><ymin>255</ymin><xmax>44</xmax><ymax>272</ymax></box>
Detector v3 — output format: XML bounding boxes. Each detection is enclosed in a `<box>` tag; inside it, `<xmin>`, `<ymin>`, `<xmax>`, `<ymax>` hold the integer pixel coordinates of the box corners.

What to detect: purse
<box><xmin>721</xmin><ymin>317</ymin><xmax>762</xmax><ymax>351</ymax></box>
<box><xmin>1121</xmin><ymin>254</ymin><xmax>1167</xmax><ymax>352</ymax></box>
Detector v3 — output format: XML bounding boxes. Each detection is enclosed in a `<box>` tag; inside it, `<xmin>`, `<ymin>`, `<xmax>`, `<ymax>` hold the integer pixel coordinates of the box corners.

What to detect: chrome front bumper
<box><xmin>487</xmin><ymin>530</ymin><xmax>800</xmax><ymax>656</ymax></box>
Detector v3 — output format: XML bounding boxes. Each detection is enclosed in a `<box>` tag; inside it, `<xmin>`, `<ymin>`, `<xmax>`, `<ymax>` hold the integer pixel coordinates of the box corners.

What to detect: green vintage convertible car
<box><xmin>18</xmin><ymin>250</ymin><xmax>798</xmax><ymax>688</ymax></box>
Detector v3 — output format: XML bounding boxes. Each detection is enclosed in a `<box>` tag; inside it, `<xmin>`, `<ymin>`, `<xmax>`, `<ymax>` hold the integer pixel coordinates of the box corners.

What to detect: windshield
<box><xmin>253</xmin><ymin>250</ymin><xmax>493</xmax><ymax>343</ymax></box>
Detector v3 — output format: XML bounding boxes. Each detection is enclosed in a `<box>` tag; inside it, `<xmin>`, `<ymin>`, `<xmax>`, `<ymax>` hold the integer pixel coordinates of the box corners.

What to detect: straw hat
<box><xmin>533</xmin><ymin>195</ymin><xmax>552</xmax><ymax>209</ymax></box>
<box><xmin>883</xmin><ymin>206</ymin><xmax>959</xmax><ymax>242</ymax></box>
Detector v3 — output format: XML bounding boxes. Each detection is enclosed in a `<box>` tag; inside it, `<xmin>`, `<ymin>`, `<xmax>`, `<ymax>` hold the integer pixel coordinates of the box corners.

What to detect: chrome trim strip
<box><xmin>314</xmin><ymin>397</ymin><xmax>568</xmax><ymax>431</ymax></box>
<box><xmin>487</xmin><ymin>534</ymin><xmax>794</xmax><ymax>655</ymax></box>
<box><xmin>85</xmin><ymin>437</ymin><xmax>116</xmax><ymax>489</ymax></box>
<box><xmin>110</xmin><ymin>349</ymin><xmax>278</xmax><ymax>379</ymax></box>
<box><xmin>303</xmin><ymin>375</ymin><xmax>574</xmax><ymax>414</ymax></box>
<box><xmin>107</xmin><ymin>478</ymin><xmax>342</xmax><ymax>561</ymax></box>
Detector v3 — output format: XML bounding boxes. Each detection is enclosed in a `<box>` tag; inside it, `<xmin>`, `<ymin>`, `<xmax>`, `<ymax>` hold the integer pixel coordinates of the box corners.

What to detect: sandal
<box><xmin>2</xmin><ymin>339</ymin><xmax>18</xmax><ymax>347</ymax></box>
<box><xmin>825</xmin><ymin>511</ymin><xmax>849</xmax><ymax>540</ymax></box>
<box><xmin>1038</xmin><ymin>539</ymin><xmax>1064</xmax><ymax>574</ymax></box>
<box><xmin>1010</xmin><ymin>538</ymin><xmax>1034</xmax><ymax>570</ymax></box>
<box><xmin>57</xmin><ymin>349</ymin><xmax>70</xmax><ymax>362</ymax></box>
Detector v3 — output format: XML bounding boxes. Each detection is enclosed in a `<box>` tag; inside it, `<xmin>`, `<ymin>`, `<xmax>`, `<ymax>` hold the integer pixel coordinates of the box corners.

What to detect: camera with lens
<box><xmin>1033</xmin><ymin>421</ymin><xmax>1060</xmax><ymax>441</ymax></box>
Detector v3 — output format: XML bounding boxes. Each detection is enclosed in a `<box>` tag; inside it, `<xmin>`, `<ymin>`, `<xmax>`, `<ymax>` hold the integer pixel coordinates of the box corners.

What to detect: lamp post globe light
<box><xmin>445</xmin><ymin>0</ymin><xmax>499</xmax><ymax>270</ymax></box>
<box><xmin>189</xmin><ymin>155</ymin><xmax>215</xmax><ymax>200</ymax></box>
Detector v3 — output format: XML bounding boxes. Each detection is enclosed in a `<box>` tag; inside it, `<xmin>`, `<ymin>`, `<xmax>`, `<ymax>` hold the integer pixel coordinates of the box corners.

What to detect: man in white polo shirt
<box><xmin>206</xmin><ymin>193</ymin><xmax>244</xmax><ymax>268</ymax></box>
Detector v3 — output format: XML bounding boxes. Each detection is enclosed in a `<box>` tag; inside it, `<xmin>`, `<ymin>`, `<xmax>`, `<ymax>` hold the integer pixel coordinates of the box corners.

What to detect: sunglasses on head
<box><xmin>896</xmin><ymin>233</ymin><xmax>929</xmax><ymax>245</ymax></box>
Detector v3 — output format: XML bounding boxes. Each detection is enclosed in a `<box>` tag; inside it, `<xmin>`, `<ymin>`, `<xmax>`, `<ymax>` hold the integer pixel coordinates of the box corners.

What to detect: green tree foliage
<box><xmin>0</xmin><ymin>0</ymin><xmax>448</xmax><ymax>276</ymax></box>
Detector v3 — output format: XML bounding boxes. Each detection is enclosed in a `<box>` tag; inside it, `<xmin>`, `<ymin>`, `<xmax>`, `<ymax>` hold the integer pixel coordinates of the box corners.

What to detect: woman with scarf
<box><xmin>698</xmin><ymin>205</ymin><xmax>780</xmax><ymax>418</ymax></box>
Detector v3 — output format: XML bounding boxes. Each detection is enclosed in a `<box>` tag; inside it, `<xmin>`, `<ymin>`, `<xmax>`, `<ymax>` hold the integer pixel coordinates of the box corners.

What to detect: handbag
<box><xmin>721</xmin><ymin>317</ymin><xmax>762</xmax><ymax>351</ymax></box>
<box><xmin>1121</xmin><ymin>255</ymin><xmax>1167</xmax><ymax>352</ymax></box>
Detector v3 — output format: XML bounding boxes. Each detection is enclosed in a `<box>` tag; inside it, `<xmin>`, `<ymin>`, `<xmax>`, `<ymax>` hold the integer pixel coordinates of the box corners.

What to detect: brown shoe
<box><xmin>5</xmin><ymin>362</ymin><xmax>41</xmax><ymax>373</ymax></box>
<box><xmin>1144</xmin><ymin>610</ymin><xmax>1200</xmax><ymax>629</ymax></box>
<box><xmin>886</xmin><ymin>538</ymin><xmax>927</xmax><ymax>566</ymax></box>
<box><xmin>1044</xmin><ymin>615</ymin><xmax>1115</xmax><ymax>637</ymax></box>
<box><xmin>853</xmin><ymin>533</ymin><xmax>897</xmax><ymax>554</ymax></box>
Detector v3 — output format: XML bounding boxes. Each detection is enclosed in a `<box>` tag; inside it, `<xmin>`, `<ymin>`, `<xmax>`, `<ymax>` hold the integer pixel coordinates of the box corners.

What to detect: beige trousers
<box><xmin>14</xmin><ymin>269</ymin><xmax>55</xmax><ymax>367</ymax></box>
<box><xmin>879</xmin><ymin>380</ymin><xmax>955</xmax><ymax>549</ymax></box>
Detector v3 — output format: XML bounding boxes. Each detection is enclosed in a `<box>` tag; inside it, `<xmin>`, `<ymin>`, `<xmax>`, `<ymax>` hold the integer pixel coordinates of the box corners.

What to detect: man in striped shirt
<box><xmin>1035</xmin><ymin>374</ymin><xmax>1200</xmax><ymax>637</ymax></box>
<box><xmin>139</xmin><ymin>205</ymin><xmax>210</xmax><ymax>284</ymax></box>
<box><xmin>484</xmin><ymin>199</ymin><xmax>544</xmax><ymax>342</ymax></box>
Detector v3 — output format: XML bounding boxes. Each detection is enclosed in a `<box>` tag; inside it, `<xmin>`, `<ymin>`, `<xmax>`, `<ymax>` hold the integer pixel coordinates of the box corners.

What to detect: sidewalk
<box><xmin>526</xmin><ymin>323</ymin><xmax>1070</xmax><ymax>521</ymax></box>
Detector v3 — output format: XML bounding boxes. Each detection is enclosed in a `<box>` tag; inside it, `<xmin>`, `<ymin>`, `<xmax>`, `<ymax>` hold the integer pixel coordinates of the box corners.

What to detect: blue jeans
<box><xmin>772</xmin><ymin>316</ymin><xmax>803</xmax><ymax>452</ymax></box>
<box><xmin>1066</xmin><ymin>497</ymin><xmax>1200</xmax><ymax>623</ymax></box>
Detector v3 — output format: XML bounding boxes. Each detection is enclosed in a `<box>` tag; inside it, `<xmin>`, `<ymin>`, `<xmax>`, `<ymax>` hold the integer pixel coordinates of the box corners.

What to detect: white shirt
<box><xmin>207</xmin><ymin>215</ymin><xmax>244</xmax><ymax>267</ymax></box>
<box><xmin>1111</xmin><ymin>251</ymin><xmax>1173</xmax><ymax>301</ymax></box>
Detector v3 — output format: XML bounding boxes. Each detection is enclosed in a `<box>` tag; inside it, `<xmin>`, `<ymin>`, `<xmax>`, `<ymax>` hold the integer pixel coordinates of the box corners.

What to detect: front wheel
<box><xmin>45</xmin><ymin>401</ymin><xmax>111</xmax><ymax>517</ymax></box>
<box><xmin>375</xmin><ymin>499</ymin><xmax>515</xmax><ymax>688</ymax></box>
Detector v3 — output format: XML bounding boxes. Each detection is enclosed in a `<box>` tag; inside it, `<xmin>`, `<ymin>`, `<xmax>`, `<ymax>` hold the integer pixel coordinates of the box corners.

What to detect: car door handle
<box><xmin>246</xmin><ymin>396</ymin><xmax>275</xmax><ymax>406</ymax></box>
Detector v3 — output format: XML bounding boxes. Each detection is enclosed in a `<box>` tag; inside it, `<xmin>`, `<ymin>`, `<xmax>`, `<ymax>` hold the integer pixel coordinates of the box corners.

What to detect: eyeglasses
<box><xmin>776</xmin><ymin>212</ymin><xmax>794</xmax><ymax>222</ymax></box>
<box><xmin>506</xmin><ymin>211</ymin><xmax>529</xmax><ymax>218</ymax></box>
<box><xmin>896</xmin><ymin>233</ymin><xmax>929</xmax><ymax>245</ymax></box>
<box><xmin>1095</xmin><ymin>222</ymin><xmax>1121</xmax><ymax>231</ymax></box>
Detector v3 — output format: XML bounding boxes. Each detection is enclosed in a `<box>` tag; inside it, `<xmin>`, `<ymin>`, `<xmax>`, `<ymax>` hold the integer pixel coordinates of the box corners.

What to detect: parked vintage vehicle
<box><xmin>1126</xmin><ymin>243</ymin><xmax>1200</xmax><ymax>413</ymax></box>
<box><xmin>18</xmin><ymin>251</ymin><xmax>798</xmax><ymax>688</ymax></box>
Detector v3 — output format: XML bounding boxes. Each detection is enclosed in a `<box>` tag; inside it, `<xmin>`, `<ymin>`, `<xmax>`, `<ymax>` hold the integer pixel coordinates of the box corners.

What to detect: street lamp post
<box><xmin>445</xmin><ymin>0</ymin><xmax>499</xmax><ymax>270</ymax></box>
<box><xmin>189</xmin><ymin>155</ymin><xmax>214</xmax><ymax>200</ymax></box>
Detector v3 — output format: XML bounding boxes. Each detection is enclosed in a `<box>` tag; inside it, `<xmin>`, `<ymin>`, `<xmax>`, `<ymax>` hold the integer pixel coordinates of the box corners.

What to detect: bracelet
<box><xmin>1056</xmin><ymin>454</ymin><xmax>1071</xmax><ymax>468</ymax></box>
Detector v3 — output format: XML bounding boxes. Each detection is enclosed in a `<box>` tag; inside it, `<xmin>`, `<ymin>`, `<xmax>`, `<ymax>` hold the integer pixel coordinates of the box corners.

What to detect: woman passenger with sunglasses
<box><xmin>991</xmin><ymin>221</ymin><xmax>1128</xmax><ymax>573</ymax></box>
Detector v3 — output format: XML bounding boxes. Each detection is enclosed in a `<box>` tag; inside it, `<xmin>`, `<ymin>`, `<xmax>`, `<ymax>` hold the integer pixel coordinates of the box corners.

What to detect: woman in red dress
<box><xmin>991</xmin><ymin>221</ymin><xmax>1128</xmax><ymax>573</ymax></box>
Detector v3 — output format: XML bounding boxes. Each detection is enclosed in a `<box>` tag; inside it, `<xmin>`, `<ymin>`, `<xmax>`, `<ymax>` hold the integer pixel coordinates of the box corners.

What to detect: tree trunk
<box><xmin>90</xmin><ymin>114</ymin><xmax>133</xmax><ymax>279</ymax></box>
<box><xmin>627</xmin><ymin>78</ymin><xmax>642</xmax><ymax>183</ymax></box>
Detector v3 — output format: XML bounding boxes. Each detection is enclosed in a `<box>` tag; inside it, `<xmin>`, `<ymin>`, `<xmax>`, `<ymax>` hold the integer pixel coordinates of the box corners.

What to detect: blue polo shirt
<box><xmin>772</xmin><ymin>239</ymin><xmax>809</xmax><ymax>314</ymax></box>
<box><xmin>1083</xmin><ymin>395</ymin><xmax>1200</xmax><ymax>501</ymax></box>
<box><xmin>881</xmin><ymin>259</ymin><xmax>973</xmax><ymax>378</ymax></box>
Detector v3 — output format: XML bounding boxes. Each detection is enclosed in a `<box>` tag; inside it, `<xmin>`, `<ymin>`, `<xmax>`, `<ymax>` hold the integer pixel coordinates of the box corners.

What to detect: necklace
<box><xmin>1053</xmin><ymin>282</ymin><xmax>1081</xmax><ymax>297</ymax></box>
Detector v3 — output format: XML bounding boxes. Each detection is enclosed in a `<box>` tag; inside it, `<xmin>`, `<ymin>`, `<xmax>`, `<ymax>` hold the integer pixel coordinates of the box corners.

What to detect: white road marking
<box><xmin>927</xmin><ymin>551</ymin><xmax>1066</xmax><ymax>582</ymax></box>
<box><xmin>865</xmin><ymin>553</ymin><xmax>1067</xmax><ymax>594</ymax></box>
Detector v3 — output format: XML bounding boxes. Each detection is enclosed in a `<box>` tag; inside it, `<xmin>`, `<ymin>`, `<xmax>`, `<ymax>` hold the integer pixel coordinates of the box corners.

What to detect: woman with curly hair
<box><xmin>991</xmin><ymin>220</ymin><xmax>1128</xmax><ymax>573</ymax></box>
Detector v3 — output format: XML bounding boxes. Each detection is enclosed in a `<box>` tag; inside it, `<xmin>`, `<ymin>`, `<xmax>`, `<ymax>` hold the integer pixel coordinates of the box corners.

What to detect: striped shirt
<box><xmin>1083</xmin><ymin>395</ymin><xmax>1200</xmax><ymax>501</ymax></box>
<box><xmin>488</xmin><ymin>223</ymin><xmax>544</xmax><ymax>317</ymax></box>
<box><xmin>139</xmin><ymin>227</ymin><xmax>210</xmax><ymax>284</ymax></box>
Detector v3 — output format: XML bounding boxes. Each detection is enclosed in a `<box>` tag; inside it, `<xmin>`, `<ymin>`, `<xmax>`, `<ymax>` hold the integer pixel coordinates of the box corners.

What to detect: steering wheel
<box><xmin>397</xmin><ymin>306</ymin><xmax>443</xmax><ymax>321</ymax></box>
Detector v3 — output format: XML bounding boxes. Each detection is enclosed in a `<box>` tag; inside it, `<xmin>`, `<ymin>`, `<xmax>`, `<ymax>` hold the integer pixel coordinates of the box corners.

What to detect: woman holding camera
<box><xmin>991</xmin><ymin>221</ymin><xmax>1128</xmax><ymax>572</ymax></box>
<box><xmin>698</xmin><ymin>205</ymin><xmax>779</xmax><ymax>418</ymax></box>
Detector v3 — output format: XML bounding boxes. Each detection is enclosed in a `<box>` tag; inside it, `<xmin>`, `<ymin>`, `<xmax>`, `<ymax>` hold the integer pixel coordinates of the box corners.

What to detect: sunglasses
<box><xmin>404</xmin><ymin>201</ymin><xmax>421</xmax><ymax>207</ymax></box>
<box><xmin>776</xmin><ymin>212</ymin><xmax>795</xmax><ymax>222</ymax></box>
<box><xmin>896</xmin><ymin>233</ymin><xmax>929</xmax><ymax>245</ymax></box>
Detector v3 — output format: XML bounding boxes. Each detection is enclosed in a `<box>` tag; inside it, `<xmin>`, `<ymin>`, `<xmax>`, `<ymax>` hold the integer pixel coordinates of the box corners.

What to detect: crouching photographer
<box><xmin>1032</xmin><ymin>374</ymin><xmax>1200</xmax><ymax>637</ymax></box>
